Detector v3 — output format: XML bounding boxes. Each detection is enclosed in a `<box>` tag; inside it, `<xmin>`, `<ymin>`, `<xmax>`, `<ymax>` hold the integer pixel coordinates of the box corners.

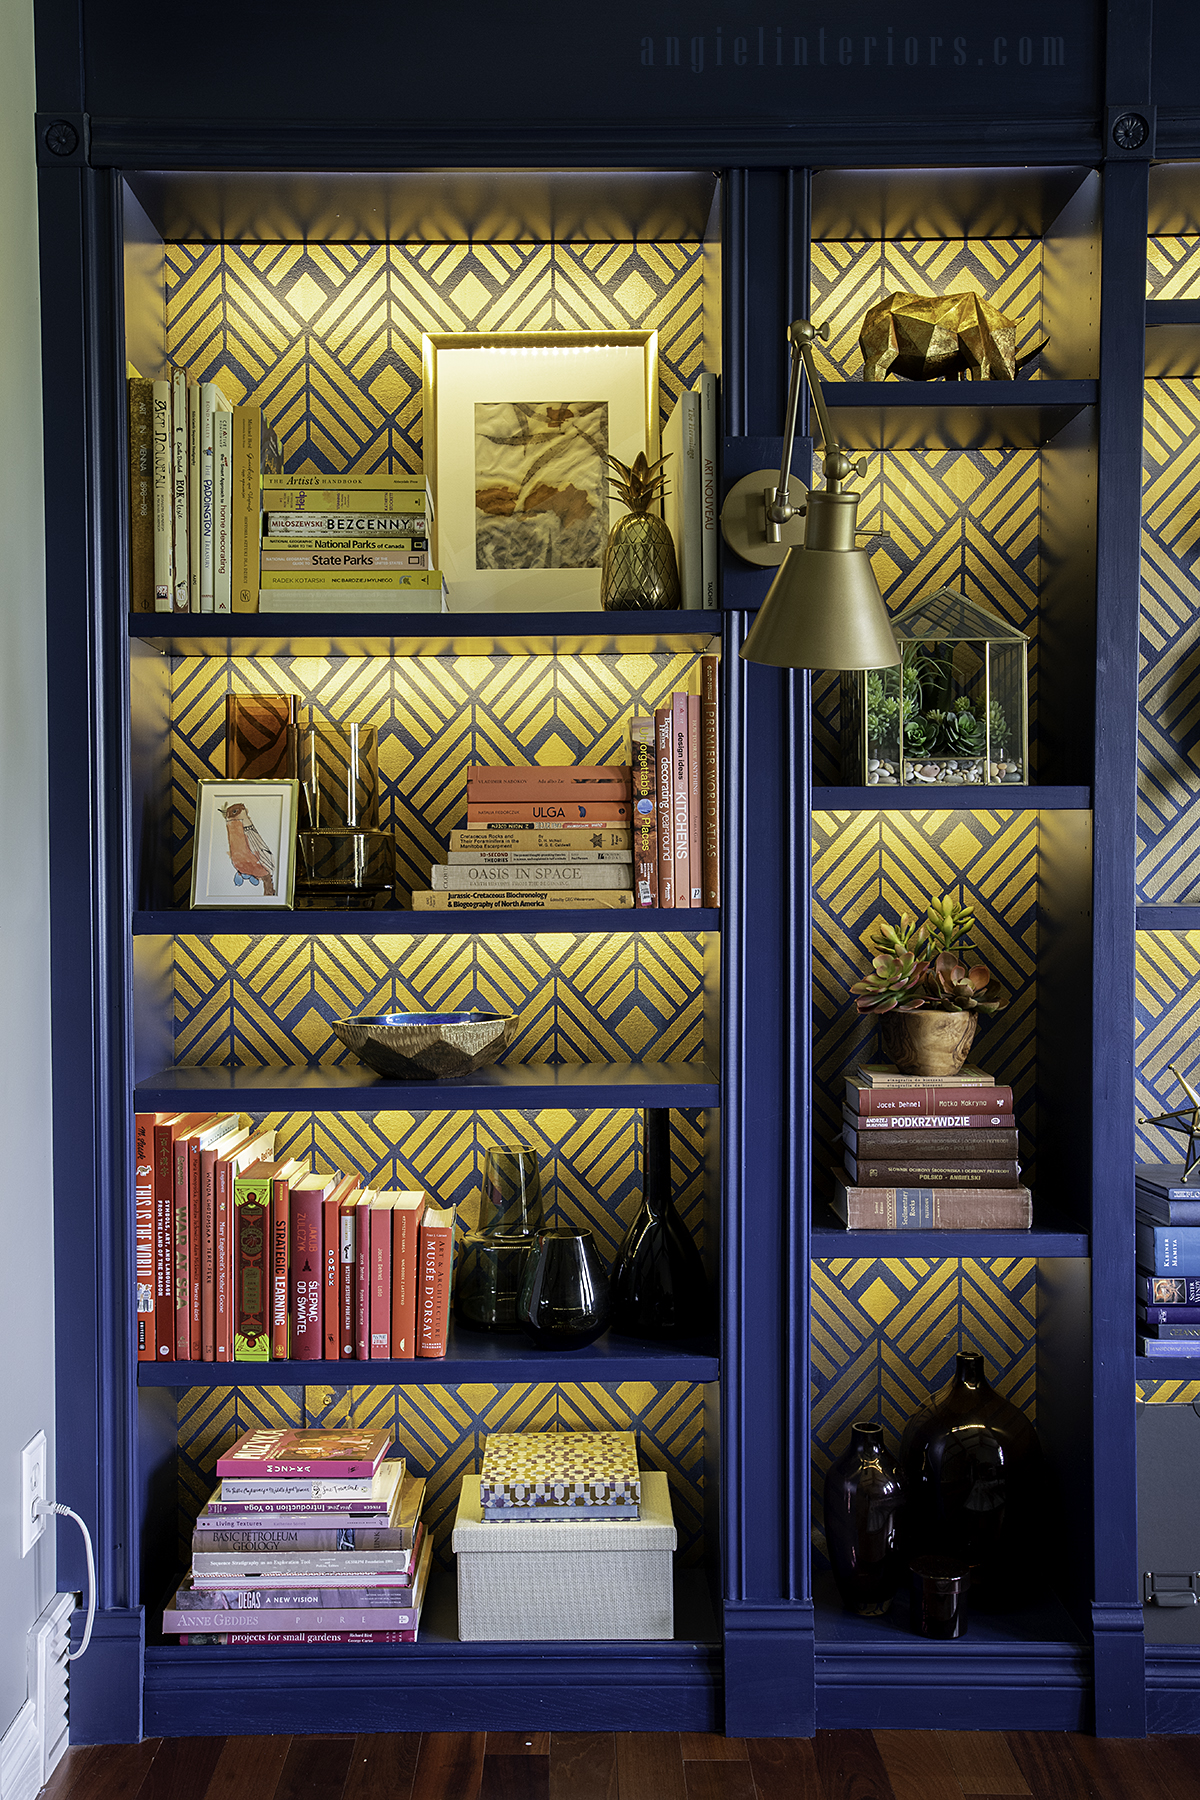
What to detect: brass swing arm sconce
<box><xmin>721</xmin><ymin>319</ymin><xmax>900</xmax><ymax>672</ymax></box>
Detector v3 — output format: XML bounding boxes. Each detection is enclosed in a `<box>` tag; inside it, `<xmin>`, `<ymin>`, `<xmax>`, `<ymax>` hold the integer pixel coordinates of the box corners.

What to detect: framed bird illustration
<box><xmin>191</xmin><ymin>778</ymin><xmax>300</xmax><ymax>909</ymax></box>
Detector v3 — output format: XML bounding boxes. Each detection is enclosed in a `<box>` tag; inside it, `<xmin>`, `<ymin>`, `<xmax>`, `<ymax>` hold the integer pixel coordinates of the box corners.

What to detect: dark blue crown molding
<box><xmin>84</xmin><ymin>118</ymin><xmax>1106</xmax><ymax>173</ymax></box>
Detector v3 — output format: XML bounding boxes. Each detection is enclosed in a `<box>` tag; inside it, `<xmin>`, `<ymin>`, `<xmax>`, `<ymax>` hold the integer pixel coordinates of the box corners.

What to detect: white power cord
<box><xmin>37</xmin><ymin>1501</ymin><xmax>96</xmax><ymax>1659</ymax></box>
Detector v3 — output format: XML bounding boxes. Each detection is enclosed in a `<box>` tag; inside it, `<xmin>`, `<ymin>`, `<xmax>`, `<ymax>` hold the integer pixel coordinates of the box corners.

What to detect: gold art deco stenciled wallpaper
<box><xmin>812</xmin><ymin>806</ymin><xmax>1039</xmax><ymax>1195</ymax></box>
<box><xmin>162</xmin><ymin>243</ymin><xmax>718</xmax><ymax>1576</ymax></box>
<box><xmin>169</xmin><ymin>650</ymin><xmax>712</xmax><ymax>906</ymax></box>
<box><xmin>810</xmin><ymin>1257</ymin><xmax>1037</xmax><ymax>1563</ymax></box>
<box><xmin>177</xmin><ymin>1379</ymin><xmax>709</xmax><ymax>1574</ymax></box>
<box><xmin>173</xmin><ymin>932</ymin><xmax>708</xmax><ymax>1070</ymax></box>
<box><xmin>1139</xmin><ymin>232</ymin><xmax>1200</xmax><ymax>1413</ymax></box>
<box><xmin>808</xmin><ymin>235</ymin><xmax>1044</xmax><ymax>786</ymax></box>
<box><xmin>1140</xmin><ymin>377</ymin><xmax>1200</xmax><ymax>903</ymax></box>
<box><xmin>164</xmin><ymin>240</ymin><xmax>703</xmax><ymax>472</ymax></box>
<box><xmin>809</xmin><ymin>803</ymin><xmax>1040</xmax><ymax>1549</ymax></box>
<box><xmin>158</xmin><ymin>1105</ymin><xmax>710</xmax><ymax>1266</ymax></box>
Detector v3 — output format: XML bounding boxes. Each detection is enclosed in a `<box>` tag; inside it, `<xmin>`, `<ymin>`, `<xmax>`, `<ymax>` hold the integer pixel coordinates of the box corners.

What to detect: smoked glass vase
<box><xmin>610</xmin><ymin>1107</ymin><xmax>708</xmax><ymax>1339</ymax></box>
<box><xmin>518</xmin><ymin>1227</ymin><xmax>610</xmax><ymax>1349</ymax></box>
<box><xmin>823</xmin><ymin>1420</ymin><xmax>907</xmax><ymax>1616</ymax></box>
<box><xmin>454</xmin><ymin>1147</ymin><xmax>543</xmax><ymax>1333</ymax></box>
<box><xmin>899</xmin><ymin>1349</ymin><xmax>1043</xmax><ymax>1607</ymax></box>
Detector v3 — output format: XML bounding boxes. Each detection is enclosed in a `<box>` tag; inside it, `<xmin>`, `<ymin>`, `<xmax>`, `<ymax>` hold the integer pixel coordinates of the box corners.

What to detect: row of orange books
<box><xmin>135</xmin><ymin>1112</ymin><xmax>456</xmax><ymax>1363</ymax></box>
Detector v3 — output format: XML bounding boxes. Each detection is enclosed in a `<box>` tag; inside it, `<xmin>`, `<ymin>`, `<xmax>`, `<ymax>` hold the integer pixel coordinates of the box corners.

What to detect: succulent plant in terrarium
<box><xmin>848</xmin><ymin>894</ymin><xmax>1009</xmax><ymax>1016</ymax></box>
<box><xmin>847</xmin><ymin>588</ymin><xmax>1028</xmax><ymax>789</ymax></box>
<box><xmin>599</xmin><ymin>451</ymin><xmax>681</xmax><ymax>611</ymax></box>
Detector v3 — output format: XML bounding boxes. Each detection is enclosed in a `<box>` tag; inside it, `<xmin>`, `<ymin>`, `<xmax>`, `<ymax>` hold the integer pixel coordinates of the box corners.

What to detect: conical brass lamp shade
<box><xmin>740</xmin><ymin>487</ymin><xmax>900</xmax><ymax>671</ymax></box>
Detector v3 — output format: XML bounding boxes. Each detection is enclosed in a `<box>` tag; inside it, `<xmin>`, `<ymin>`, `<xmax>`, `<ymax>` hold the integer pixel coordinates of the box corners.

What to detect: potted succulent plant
<box><xmin>848</xmin><ymin>894</ymin><xmax>1008</xmax><ymax>1076</ymax></box>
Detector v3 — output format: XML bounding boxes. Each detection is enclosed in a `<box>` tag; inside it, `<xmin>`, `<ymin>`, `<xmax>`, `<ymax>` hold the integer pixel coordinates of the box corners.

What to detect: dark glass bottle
<box><xmin>455</xmin><ymin>1147</ymin><xmax>543</xmax><ymax>1333</ymax></box>
<box><xmin>823</xmin><ymin>1420</ymin><xmax>907</xmax><ymax>1615</ymax></box>
<box><xmin>518</xmin><ymin>1227</ymin><xmax>610</xmax><ymax>1349</ymax></box>
<box><xmin>899</xmin><ymin>1349</ymin><xmax>1043</xmax><ymax>1607</ymax></box>
<box><xmin>609</xmin><ymin>1108</ymin><xmax>708</xmax><ymax>1339</ymax></box>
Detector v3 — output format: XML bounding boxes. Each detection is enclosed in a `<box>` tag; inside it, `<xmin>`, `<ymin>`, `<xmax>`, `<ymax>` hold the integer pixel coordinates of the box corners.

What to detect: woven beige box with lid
<box><xmin>453</xmin><ymin>1470</ymin><xmax>676</xmax><ymax>1640</ymax></box>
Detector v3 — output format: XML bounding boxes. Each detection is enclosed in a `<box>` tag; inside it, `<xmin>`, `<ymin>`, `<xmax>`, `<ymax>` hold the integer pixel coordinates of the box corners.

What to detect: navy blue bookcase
<box><xmin>32</xmin><ymin>0</ymin><xmax>1200</xmax><ymax>1744</ymax></box>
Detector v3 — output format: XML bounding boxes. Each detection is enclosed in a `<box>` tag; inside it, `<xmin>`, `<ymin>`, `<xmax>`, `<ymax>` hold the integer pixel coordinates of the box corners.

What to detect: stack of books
<box><xmin>633</xmin><ymin>662</ymin><xmax>719</xmax><ymax>910</ymax></box>
<box><xmin>134</xmin><ymin>1112</ymin><xmax>457</xmax><ymax>1363</ymax></box>
<box><xmin>412</xmin><ymin>764</ymin><xmax>635</xmax><ymax>911</ymax></box>
<box><xmin>832</xmin><ymin>1062</ymin><xmax>1032</xmax><ymax>1229</ymax></box>
<box><xmin>661</xmin><ymin>373</ymin><xmax>719</xmax><ymax>611</ymax></box>
<box><xmin>258</xmin><ymin>471</ymin><xmax>446</xmax><ymax>613</ymax></box>
<box><xmin>127</xmin><ymin>366</ymin><xmax>280</xmax><ymax>615</ymax></box>
<box><xmin>1137</xmin><ymin>1163</ymin><xmax>1200</xmax><ymax>1358</ymax></box>
<box><xmin>164</xmin><ymin>1428</ymin><xmax>432</xmax><ymax>1646</ymax></box>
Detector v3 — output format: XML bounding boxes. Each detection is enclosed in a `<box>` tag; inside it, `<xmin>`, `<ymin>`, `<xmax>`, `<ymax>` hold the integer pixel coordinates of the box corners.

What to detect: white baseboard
<box><xmin>0</xmin><ymin>1701</ymin><xmax>38</xmax><ymax>1800</ymax></box>
<box><xmin>1</xmin><ymin>1593</ymin><xmax>76</xmax><ymax>1800</ymax></box>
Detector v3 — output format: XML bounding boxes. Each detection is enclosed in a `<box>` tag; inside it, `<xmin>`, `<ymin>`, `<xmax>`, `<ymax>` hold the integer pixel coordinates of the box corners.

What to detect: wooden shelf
<box><xmin>129</xmin><ymin>609</ymin><xmax>722</xmax><ymax>658</ymax></box>
<box><xmin>818</xmin><ymin>379</ymin><xmax>1096</xmax><ymax>449</ymax></box>
<box><xmin>811</xmin><ymin>1206</ymin><xmax>1088</xmax><ymax>1259</ymax></box>
<box><xmin>143</xmin><ymin>1568</ymin><xmax>722</xmax><ymax>1735</ymax></box>
<box><xmin>811</xmin><ymin>1572</ymin><xmax>1088</xmax><ymax>1731</ymax></box>
<box><xmin>1144</xmin><ymin>306</ymin><xmax>1200</xmax><ymax>377</ymax></box>
<box><xmin>134</xmin><ymin>1059</ymin><xmax>720</xmax><ymax>1111</ymax></box>
<box><xmin>813</xmin><ymin>786</ymin><xmax>1091</xmax><ymax>812</ymax></box>
<box><xmin>1146</xmin><ymin>300</ymin><xmax>1200</xmax><ymax>327</ymax></box>
<box><xmin>1136</xmin><ymin>1355</ymin><xmax>1200</xmax><ymax>1379</ymax></box>
<box><xmin>137</xmin><ymin>1325</ymin><xmax>719</xmax><ymax>1387</ymax></box>
<box><xmin>1136</xmin><ymin>906</ymin><xmax>1200</xmax><ymax>931</ymax></box>
<box><xmin>133</xmin><ymin>907</ymin><xmax>719</xmax><ymax>935</ymax></box>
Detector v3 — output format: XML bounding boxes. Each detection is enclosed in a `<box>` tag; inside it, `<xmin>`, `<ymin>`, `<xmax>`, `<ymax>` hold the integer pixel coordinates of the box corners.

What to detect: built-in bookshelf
<box><xmin>42</xmin><ymin>116</ymin><xmax>1196</xmax><ymax>1746</ymax></box>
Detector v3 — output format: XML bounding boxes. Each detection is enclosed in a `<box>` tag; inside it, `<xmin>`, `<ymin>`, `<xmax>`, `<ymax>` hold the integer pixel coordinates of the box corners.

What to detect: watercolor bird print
<box><xmin>218</xmin><ymin>800</ymin><xmax>277</xmax><ymax>896</ymax></box>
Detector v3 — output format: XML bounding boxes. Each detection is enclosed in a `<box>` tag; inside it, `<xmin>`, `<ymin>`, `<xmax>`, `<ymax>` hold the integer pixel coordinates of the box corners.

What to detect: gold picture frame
<box><xmin>190</xmin><ymin>778</ymin><xmax>300</xmax><ymax>909</ymax></box>
<box><xmin>421</xmin><ymin>330</ymin><xmax>659</xmax><ymax>613</ymax></box>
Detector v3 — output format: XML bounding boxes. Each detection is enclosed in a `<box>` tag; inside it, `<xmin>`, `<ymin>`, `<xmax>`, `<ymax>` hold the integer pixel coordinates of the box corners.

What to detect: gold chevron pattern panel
<box><xmin>1139</xmin><ymin>381</ymin><xmax>1200</xmax><ymax>901</ymax></box>
<box><xmin>812</xmin><ymin>808</ymin><xmax>1039</xmax><ymax>1190</ymax></box>
<box><xmin>169</xmin><ymin>650</ymin><xmax>709</xmax><ymax>904</ymax></box>
<box><xmin>172</xmin><ymin>932</ymin><xmax>708</xmax><ymax>1069</ymax></box>
<box><xmin>164</xmin><ymin>242</ymin><xmax>703</xmax><ymax>471</ymax></box>
<box><xmin>808</xmin><ymin>449</ymin><xmax>1040</xmax><ymax>786</ymax></box>
<box><xmin>1139</xmin><ymin>1380</ymin><xmax>1200</xmax><ymax>1403</ymax></box>
<box><xmin>810</xmin><ymin>1256</ymin><xmax>1037</xmax><ymax>1562</ymax></box>
<box><xmin>1135</xmin><ymin>932</ymin><xmax>1200</xmax><ymax>1162</ymax></box>
<box><xmin>158</xmin><ymin>1105</ymin><xmax>710</xmax><ymax>1263</ymax></box>
<box><xmin>1147</xmin><ymin>239</ymin><xmax>1200</xmax><ymax>300</ymax></box>
<box><xmin>810</xmin><ymin>238</ymin><xmax>1045</xmax><ymax>383</ymax></box>
<box><xmin>175</xmin><ymin>1379</ymin><xmax>709</xmax><ymax>1573</ymax></box>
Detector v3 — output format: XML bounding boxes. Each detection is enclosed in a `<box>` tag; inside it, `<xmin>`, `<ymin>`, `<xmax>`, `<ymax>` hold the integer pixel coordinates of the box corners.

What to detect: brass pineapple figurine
<box><xmin>599</xmin><ymin>451</ymin><xmax>681</xmax><ymax>611</ymax></box>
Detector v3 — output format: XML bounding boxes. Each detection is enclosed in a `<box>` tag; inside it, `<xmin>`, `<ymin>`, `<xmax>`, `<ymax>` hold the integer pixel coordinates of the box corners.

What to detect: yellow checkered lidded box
<box><xmin>478</xmin><ymin>1430</ymin><xmax>641</xmax><ymax>1519</ymax></box>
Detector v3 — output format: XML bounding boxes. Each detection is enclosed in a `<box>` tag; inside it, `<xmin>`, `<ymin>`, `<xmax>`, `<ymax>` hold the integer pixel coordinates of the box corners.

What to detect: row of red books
<box><xmin>135</xmin><ymin>1111</ymin><xmax>457</xmax><ymax>1362</ymax></box>
<box><xmin>630</xmin><ymin>658</ymin><xmax>719</xmax><ymax>909</ymax></box>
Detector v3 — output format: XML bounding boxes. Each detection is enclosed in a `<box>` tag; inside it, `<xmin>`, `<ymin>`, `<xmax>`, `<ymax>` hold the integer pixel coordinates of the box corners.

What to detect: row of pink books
<box><xmin>164</xmin><ymin>1428</ymin><xmax>432</xmax><ymax>1646</ymax></box>
<box><xmin>135</xmin><ymin>1111</ymin><xmax>457</xmax><ymax>1364</ymax></box>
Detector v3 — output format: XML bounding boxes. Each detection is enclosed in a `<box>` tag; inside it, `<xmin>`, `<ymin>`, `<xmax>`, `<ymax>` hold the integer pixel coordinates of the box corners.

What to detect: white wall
<box><xmin>0</xmin><ymin>0</ymin><xmax>56</xmax><ymax>1736</ymax></box>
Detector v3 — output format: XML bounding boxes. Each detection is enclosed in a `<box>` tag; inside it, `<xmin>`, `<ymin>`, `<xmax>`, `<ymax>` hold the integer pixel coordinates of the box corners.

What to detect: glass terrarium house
<box><xmin>840</xmin><ymin>588</ymin><xmax>1029</xmax><ymax>788</ymax></box>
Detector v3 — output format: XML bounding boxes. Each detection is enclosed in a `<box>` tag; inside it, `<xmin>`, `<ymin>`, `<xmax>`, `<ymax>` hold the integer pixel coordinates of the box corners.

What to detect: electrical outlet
<box><xmin>21</xmin><ymin>1431</ymin><xmax>47</xmax><ymax>1556</ymax></box>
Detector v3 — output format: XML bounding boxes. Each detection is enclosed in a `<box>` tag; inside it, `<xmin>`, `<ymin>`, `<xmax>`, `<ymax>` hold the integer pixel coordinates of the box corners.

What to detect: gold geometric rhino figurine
<box><xmin>859</xmin><ymin>291</ymin><xmax>1048</xmax><ymax>382</ymax></box>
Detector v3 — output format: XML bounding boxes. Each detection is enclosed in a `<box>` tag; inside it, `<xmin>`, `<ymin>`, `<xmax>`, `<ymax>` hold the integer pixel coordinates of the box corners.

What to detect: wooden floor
<box><xmin>39</xmin><ymin>1730</ymin><xmax>1200</xmax><ymax>1800</ymax></box>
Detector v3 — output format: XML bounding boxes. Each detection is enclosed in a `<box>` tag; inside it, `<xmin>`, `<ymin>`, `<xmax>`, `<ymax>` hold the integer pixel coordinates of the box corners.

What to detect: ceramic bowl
<box><xmin>332</xmin><ymin>1010</ymin><xmax>519</xmax><ymax>1080</ymax></box>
